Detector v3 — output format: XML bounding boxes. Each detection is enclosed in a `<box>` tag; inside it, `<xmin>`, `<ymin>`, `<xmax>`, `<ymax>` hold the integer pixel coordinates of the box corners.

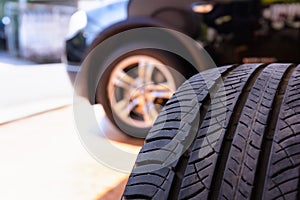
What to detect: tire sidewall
<box><xmin>75</xmin><ymin>27</ymin><xmax>215</xmax><ymax>138</ymax></box>
<box><xmin>97</xmin><ymin>48</ymin><xmax>191</xmax><ymax>138</ymax></box>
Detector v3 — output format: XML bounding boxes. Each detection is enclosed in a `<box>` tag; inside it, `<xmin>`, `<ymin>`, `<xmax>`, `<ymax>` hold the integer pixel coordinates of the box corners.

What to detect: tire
<box><xmin>123</xmin><ymin>63</ymin><xmax>300</xmax><ymax>199</ymax></box>
<box><xmin>85</xmin><ymin>18</ymin><xmax>168</xmax><ymax>56</ymax></box>
<box><xmin>97</xmin><ymin>49</ymin><xmax>197</xmax><ymax>138</ymax></box>
<box><xmin>85</xmin><ymin>18</ymin><xmax>201</xmax><ymax>138</ymax></box>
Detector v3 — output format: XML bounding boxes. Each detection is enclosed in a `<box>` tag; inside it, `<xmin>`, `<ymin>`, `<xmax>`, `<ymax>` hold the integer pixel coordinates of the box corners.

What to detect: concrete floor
<box><xmin>0</xmin><ymin>52</ymin><xmax>143</xmax><ymax>200</ymax></box>
<box><xmin>0</xmin><ymin>53</ymin><xmax>73</xmax><ymax>124</ymax></box>
<box><xmin>0</xmin><ymin>106</ymin><xmax>143</xmax><ymax>200</ymax></box>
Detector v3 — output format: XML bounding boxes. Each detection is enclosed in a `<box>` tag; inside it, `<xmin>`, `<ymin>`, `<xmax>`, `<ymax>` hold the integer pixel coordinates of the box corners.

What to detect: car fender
<box><xmin>76</xmin><ymin>17</ymin><xmax>216</xmax><ymax>105</ymax></box>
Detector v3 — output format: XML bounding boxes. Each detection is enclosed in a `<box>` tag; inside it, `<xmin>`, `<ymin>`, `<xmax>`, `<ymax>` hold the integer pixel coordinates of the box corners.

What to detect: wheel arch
<box><xmin>74</xmin><ymin>17</ymin><xmax>216</xmax><ymax>105</ymax></box>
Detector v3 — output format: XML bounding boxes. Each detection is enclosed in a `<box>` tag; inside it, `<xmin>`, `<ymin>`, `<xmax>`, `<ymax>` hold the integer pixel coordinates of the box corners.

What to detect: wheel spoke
<box><xmin>145</xmin><ymin>63</ymin><xmax>155</xmax><ymax>83</ymax></box>
<box><xmin>142</xmin><ymin>102</ymin><xmax>159</xmax><ymax>125</ymax></box>
<box><xmin>126</xmin><ymin>99</ymin><xmax>140</xmax><ymax>114</ymax></box>
<box><xmin>113</xmin><ymin>70</ymin><xmax>137</xmax><ymax>89</ymax></box>
<box><xmin>138</xmin><ymin>60</ymin><xmax>146</xmax><ymax>82</ymax></box>
<box><xmin>147</xmin><ymin>82</ymin><xmax>171</xmax><ymax>91</ymax></box>
<box><xmin>115</xmin><ymin>99</ymin><xmax>128</xmax><ymax>112</ymax></box>
<box><xmin>151</xmin><ymin>90</ymin><xmax>174</xmax><ymax>99</ymax></box>
<box><xmin>142</xmin><ymin>103</ymin><xmax>152</xmax><ymax>126</ymax></box>
<box><xmin>147</xmin><ymin>102</ymin><xmax>159</xmax><ymax>121</ymax></box>
<box><xmin>107</xmin><ymin>54</ymin><xmax>177</xmax><ymax>129</ymax></box>
<box><xmin>116</xmin><ymin>98</ymin><xmax>139</xmax><ymax>118</ymax></box>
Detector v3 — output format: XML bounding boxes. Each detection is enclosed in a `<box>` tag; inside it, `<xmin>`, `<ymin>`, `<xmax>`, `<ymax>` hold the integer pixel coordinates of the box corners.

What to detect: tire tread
<box><xmin>123</xmin><ymin>64</ymin><xmax>300</xmax><ymax>200</ymax></box>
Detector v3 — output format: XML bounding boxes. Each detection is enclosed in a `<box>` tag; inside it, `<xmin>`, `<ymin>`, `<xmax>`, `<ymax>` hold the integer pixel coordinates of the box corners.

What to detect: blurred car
<box><xmin>0</xmin><ymin>19</ymin><xmax>5</xmax><ymax>49</ymax></box>
<box><xmin>65</xmin><ymin>0</ymin><xmax>300</xmax><ymax>138</ymax></box>
<box><xmin>63</xmin><ymin>0</ymin><xmax>128</xmax><ymax>68</ymax></box>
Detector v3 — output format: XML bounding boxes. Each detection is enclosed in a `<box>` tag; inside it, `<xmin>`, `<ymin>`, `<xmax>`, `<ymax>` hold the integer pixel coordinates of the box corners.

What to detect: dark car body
<box><xmin>65</xmin><ymin>0</ymin><xmax>300</xmax><ymax>68</ymax></box>
<box><xmin>68</xmin><ymin>0</ymin><xmax>300</xmax><ymax>137</ymax></box>
<box><xmin>64</xmin><ymin>0</ymin><xmax>128</xmax><ymax>65</ymax></box>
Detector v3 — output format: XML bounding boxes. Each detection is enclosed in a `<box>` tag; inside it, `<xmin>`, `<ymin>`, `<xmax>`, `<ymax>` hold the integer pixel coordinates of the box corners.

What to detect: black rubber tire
<box><xmin>85</xmin><ymin>18</ymin><xmax>168</xmax><ymax>58</ymax></box>
<box><xmin>123</xmin><ymin>63</ymin><xmax>300</xmax><ymax>199</ymax></box>
<box><xmin>85</xmin><ymin>18</ymin><xmax>200</xmax><ymax>138</ymax></box>
<box><xmin>97</xmin><ymin>48</ymin><xmax>197</xmax><ymax>138</ymax></box>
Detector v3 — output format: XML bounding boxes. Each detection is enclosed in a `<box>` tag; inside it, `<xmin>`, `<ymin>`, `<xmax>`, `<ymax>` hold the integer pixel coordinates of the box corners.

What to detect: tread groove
<box><xmin>124</xmin><ymin>65</ymin><xmax>236</xmax><ymax>200</ymax></box>
<box><xmin>124</xmin><ymin>64</ymin><xmax>300</xmax><ymax>200</ymax></box>
<box><xmin>168</xmin><ymin>79</ymin><xmax>222</xmax><ymax>199</ymax></box>
<box><xmin>298</xmin><ymin>167</ymin><xmax>300</xmax><ymax>200</ymax></box>
<box><xmin>217</xmin><ymin>64</ymin><xmax>293</xmax><ymax>200</ymax></box>
<box><xmin>167</xmin><ymin>66</ymin><xmax>238</xmax><ymax>200</ymax></box>
<box><xmin>262</xmin><ymin>65</ymin><xmax>300</xmax><ymax>199</ymax></box>
<box><xmin>251</xmin><ymin>64</ymin><xmax>297</xmax><ymax>200</ymax></box>
<box><xmin>209</xmin><ymin>64</ymin><xmax>266</xmax><ymax>200</ymax></box>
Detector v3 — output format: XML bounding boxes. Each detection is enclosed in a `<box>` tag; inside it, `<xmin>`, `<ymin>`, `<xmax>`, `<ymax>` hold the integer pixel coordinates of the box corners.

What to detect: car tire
<box><xmin>123</xmin><ymin>63</ymin><xmax>300</xmax><ymax>199</ymax></box>
<box><xmin>84</xmin><ymin>18</ymin><xmax>205</xmax><ymax>138</ymax></box>
<box><xmin>97</xmin><ymin>48</ymin><xmax>197</xmax><ymax>138</ymax></box>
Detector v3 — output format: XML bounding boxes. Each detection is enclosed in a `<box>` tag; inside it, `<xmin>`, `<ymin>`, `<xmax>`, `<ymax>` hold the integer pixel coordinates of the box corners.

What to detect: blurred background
<box><xmin>0</xmin><ymin>0</ymin><xmax>299</xmax><ymax>199</ymax></box>
<box><xmin>0</xmin><ymin>0</ymin><xmax>143</xmax><ymax>200</ymax></box>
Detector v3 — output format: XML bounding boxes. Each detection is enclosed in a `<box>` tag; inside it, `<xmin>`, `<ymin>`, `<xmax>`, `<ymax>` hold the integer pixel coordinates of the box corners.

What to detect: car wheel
<box><xmin>123</xmin><ymin>63</ymin><xmax>300</xmax><ymax>199</ymax></box>
<box><xmin>97</xmin><ymin>49</ymin><xmax>196</xmax><ymax>138</ymax></box>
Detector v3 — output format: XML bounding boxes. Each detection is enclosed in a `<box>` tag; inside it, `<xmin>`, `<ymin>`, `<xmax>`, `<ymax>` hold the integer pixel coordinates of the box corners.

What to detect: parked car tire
<box><xmin>123</xmin><ymin>63</ymin><xmax>300</xmax><ymax>199</ymax></box>
<box><xmin>85</xmin><ymin>18</ymin><xmax>200</xmax><ymax>138</ymax></box>
<box><xmin>98</xmin><ymin>49</ymin><xmax>196</xmax><ymax>138</ymax></box>
<box><xmin>85</xmin><ymin>17</ymin><xmax>167</xmax><ymax>54</ymax></box>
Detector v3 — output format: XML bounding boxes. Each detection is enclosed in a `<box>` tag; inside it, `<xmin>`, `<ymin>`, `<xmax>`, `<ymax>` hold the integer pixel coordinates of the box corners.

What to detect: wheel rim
<box><xmin>107</xmin><ymin>55</ymin><xmax>177</xmax><ymax>129</ymax></box>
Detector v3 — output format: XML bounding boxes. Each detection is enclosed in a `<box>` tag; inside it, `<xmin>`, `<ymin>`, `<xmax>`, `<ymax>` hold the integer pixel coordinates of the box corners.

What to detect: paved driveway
<box><xmin>0</xmin><ymin>106</ymin><xmax>142</xmax><ymax>200</ymax></box>
<box><xmin>0</xmin><ymin>54</ymin><xmax>73</xmax><ymax>124</ymax></box>
<box><xmin>0</xmin><ymin>53</ymin><xmax>143</xmax><ymax>199</ymax></box>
